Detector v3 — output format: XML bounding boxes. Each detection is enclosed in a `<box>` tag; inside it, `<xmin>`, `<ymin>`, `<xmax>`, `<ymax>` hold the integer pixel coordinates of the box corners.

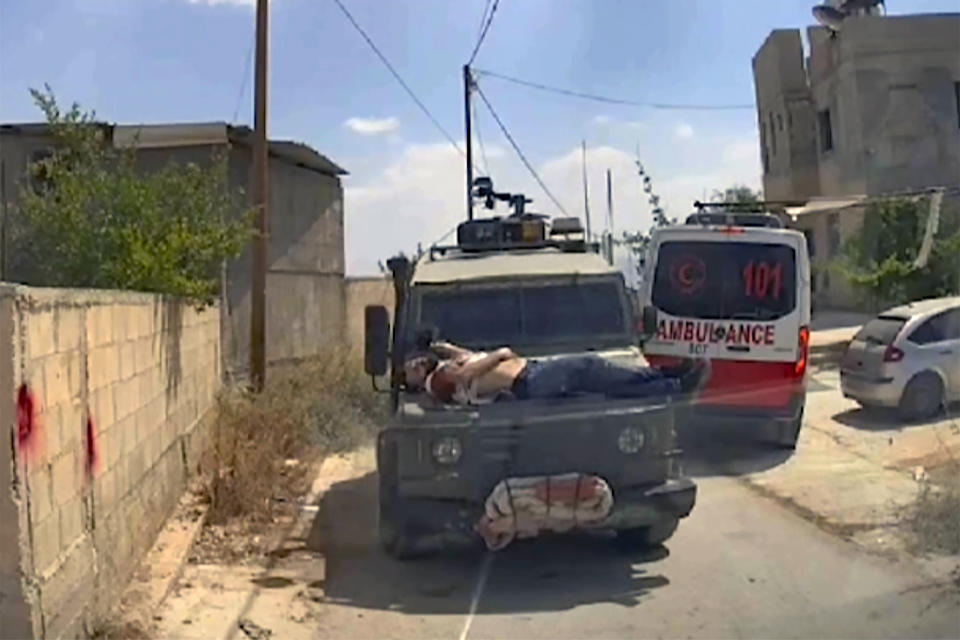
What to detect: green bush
<box><xmin>9</xmin><ymin>87</ymin><xmax>251</xmax><ymax>306</ymax></box>
<box><xmin>839</xmin><ymin>196</ymin><xmax>960</xmax><ymax>306</ymax></box>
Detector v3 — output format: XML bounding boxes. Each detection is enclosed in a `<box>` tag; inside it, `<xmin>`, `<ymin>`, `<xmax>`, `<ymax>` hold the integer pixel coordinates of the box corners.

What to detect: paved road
<box><xmin>160</xmin><ymin>373</ymin><xmax>960</xmax><ymax>640</ymax></box>
<box><xmin>300</xmin><ymin>445</ymin><xmax>957</xmax><ymax>640</ymax></box>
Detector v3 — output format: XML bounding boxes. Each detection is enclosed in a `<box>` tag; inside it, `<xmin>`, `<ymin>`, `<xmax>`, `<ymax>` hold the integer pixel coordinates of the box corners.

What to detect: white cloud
<box><xmin>675</xmin><ymin>123</ymin><xmax>695</xmax><ymax>140</ymax></box>
<box><xmin>590</xmin><ymin>114</ymin><xmax>645</xmax><ymax>131</ymax></box>
<box><xmin>344</xmin><ymin>134</ymin><xmax>762</xmax><ymax>276</ymax></box>
<box><xmin>344</xmin><ymin>116</ymin><xmax>400</xmax><ymax>136</ymax></box>
<box><xmin>345</xmin><ymin>142</ymin><xmax>467</xmax><ymax>275</ymax></box>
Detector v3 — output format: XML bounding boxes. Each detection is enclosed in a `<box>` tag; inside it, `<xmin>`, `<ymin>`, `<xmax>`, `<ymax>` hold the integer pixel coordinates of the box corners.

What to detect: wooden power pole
<box><xmin>250</xmin><ymin>0</ymin><xmax>269</xmax><ymax>391</ymax></box>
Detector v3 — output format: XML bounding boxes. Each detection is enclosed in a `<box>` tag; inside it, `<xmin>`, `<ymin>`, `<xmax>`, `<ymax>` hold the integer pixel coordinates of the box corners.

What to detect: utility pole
<box><xmin>606</xmin><ymin>169</ymin><xmax>614</xmax><ymax>265</ymax></box>
<box><xmin>250</xmin><ymin>0</ymin><xmax>269</xmax><ymax>392</ymax></box>
<box><xmin>463</xmin><ymin>65</ymin><xmax>474</xmax><ymax>221</ymax></box>
<box><xmin>581</xmin><ymin>140</ymin><xmax>591</xmax><ymax>240</ymax></box>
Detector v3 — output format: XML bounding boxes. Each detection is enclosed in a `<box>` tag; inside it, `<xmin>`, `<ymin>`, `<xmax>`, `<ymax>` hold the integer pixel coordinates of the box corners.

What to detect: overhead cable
<box><xmin>231</xmin><ymin>36</ymin><xmax>255</xmax><ymax>123</ymax></box>
<box><xmin>474</xmin><ymin>83</ymin><xmax>570</xmax><ymax>217</ymax></box>
<box><xmin>331</xmin><ymin>0</ymin><xmax>465</xmax><ymax>157</ymax></box>
<box><xmin>467</xmin><ymin>0</ymin><xmax>500</xmax><ymax>66</ymax></box>
<box><xmin>474</xmin><ymin>69</ymin><xmax>756</xmax><ymax>111</ymax></box>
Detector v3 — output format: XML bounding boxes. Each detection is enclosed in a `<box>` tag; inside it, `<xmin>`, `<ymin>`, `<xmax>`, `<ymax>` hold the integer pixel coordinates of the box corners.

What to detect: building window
<box><xmin>768</xmin><ymin>113</ymin><xmax>777</xmax><ymax>155</ymax></box>
<box><xmin>818</xmin><ymin>109</ymin><xmax>834</xmax><ymax>153</ymax></box>
<box><xmin>954</xmin><ymin>81</ymin><xmax>960</xmax><ymax>129</ymax></box>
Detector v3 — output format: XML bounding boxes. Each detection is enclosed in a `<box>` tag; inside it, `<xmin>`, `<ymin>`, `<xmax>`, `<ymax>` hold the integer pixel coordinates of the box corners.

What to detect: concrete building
<box><xmin>0</xmin><ymin>122</ymin><xmax>348</xmax><ymax>375</ymax></box>
<box><xmin>753</xmin><ymin>11</ymin><xmax>960</xmax><ymax>308</ymax></box>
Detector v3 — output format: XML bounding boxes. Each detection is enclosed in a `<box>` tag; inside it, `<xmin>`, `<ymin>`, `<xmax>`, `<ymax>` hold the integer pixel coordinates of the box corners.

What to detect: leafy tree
<box><xmin>9</xmin><ymin>87</ymin><xmax>251</xmax><ymax>305</ymax></box>
<box><xmin>713</xmin><ymin>184</ymin><xmax>761</xmax><ymax>203</ymax></box>
<box><xmin>839</xmin><ymin>196</ymin><xmax>960</xmax><ymax>305</ymax></box>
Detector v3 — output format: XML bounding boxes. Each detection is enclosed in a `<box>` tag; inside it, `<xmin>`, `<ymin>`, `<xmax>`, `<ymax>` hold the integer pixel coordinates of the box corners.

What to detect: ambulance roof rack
<box><xmin>689</xmin><ymin>201</ymin><xmax>787</xmax><ymax>229</ymax></box>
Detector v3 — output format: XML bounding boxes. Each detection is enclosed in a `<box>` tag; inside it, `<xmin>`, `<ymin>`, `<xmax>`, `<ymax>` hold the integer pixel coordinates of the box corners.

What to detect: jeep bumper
<box><xmin>392</xmin><ymin>476</ymin><xmax>697</xmax><ymax>547</ymax></box>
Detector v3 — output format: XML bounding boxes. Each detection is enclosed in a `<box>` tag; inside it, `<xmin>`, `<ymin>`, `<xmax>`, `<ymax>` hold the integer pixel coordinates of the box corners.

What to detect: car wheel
<box><xmin>616</xmin><ymin>518</ymin><xmax>679</xmax><ymax>549</ymax></box>
<box><xmin>898</xmin><ymin>372</ymin><xmax>944</xmax><ymax>421</ymax></box>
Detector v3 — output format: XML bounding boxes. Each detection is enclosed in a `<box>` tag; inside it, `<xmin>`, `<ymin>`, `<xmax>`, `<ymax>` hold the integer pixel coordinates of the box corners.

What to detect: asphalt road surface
<box><xmin>303</xmin><ymin>439</ymin><xmax>959</xmax><ymax>640</ymax></box>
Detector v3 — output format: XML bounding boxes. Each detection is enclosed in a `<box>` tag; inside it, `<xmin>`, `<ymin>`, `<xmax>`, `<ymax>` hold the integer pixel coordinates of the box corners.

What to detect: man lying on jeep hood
<box><xmin>403</xmin><ymin>340</ymin><xmax>711</xmax><ymax>406</ymax></box>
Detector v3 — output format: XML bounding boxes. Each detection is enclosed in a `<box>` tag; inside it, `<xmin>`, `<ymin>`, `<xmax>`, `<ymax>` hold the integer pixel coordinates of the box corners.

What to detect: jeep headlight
<box><xmin>432</xmin><ymin>436</ymin><xmax>462</xmax><ymax>465</ymax></box>
<box><xmin>617</xmin><ymin>427</ymin><xmax>646</xmax><ymax>454</ymax></box>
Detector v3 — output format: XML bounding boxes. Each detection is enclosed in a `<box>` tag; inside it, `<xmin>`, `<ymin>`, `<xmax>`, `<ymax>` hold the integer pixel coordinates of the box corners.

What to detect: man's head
<box><xmin>403</xmin><ymin>351</ymin><xmax>439</xmax><ymax>390</ymax></box>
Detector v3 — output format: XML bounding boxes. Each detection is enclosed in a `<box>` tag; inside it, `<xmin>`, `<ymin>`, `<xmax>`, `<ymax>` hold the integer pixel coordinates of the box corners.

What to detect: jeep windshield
<box><xmin>413</xmin><ymin>277</ymin><xmax>632</xmax><ymax>351</ymax></box>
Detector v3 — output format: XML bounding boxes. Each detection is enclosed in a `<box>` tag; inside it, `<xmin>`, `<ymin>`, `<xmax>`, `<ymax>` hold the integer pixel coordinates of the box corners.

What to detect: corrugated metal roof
<box><xmin>412</xmin><ymin>249</ymin><xmax>618</xmax><ymax>284</ymax></box>
<box><xmin>2</xmin><ymin>121</ymin><xmax>347</xmax><ymax>177</ymax></box>
<box><xmin>228</xmin><ymin>126</ymin><xmax>348</xmax><ymax>176</ymax></box>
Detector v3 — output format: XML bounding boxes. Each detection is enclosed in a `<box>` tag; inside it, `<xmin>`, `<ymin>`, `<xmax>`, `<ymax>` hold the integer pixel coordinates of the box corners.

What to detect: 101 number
<box><xmin>743</xmin><ymin>261</ymin><xmax>783</xmax><ymax>301</ymax></box>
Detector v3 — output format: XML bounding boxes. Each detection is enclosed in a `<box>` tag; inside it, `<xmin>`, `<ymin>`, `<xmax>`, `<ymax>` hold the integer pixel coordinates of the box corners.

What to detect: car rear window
<box><xmin>651</xmin><ymin>240</ymin><xmax>797</xmax><ymax>320</ymax></box>
<box><xmin>854</xmin><ymin>316</ymin><xmax>906</xmax><ymax>345</ymax></box>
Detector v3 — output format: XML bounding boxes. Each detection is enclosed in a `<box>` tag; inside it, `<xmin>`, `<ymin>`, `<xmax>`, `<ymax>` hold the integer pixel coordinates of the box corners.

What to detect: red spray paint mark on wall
<box><xmin>85</xmin><ymin>415</ymin><xmax>99</xmax><ymax>478</ymax></box>
<box><xmin>16</xmin><ymin>384</ymin><xmax>42</xmax><ymax>459</ymax></box>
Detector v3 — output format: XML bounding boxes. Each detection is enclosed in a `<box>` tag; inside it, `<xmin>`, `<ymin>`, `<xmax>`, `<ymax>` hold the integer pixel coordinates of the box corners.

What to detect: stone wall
<box><xmin>0</xmin><ymin>285</ymin><xmax>220</xmax><ymax>639</ymax></box>
<box><xmin>223</xmin><ymin>147</ymin><xmax>347</xmax><ymax>375</ymax></box>
<box><xmin>344</xmin><ymin>277</ymin><xmax>394</xmax><ymax>360</ymax></box>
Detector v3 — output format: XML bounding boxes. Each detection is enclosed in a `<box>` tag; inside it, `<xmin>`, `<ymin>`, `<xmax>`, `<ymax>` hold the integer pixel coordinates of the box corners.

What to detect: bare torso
<box><xmin>470</xmin><ymin>356</ymin><xmax>528</xmax><ymax>397</ymax></box>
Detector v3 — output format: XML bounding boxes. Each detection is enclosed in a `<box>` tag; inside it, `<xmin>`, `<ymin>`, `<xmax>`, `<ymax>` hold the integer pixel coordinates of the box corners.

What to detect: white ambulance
<box><xmin>639</xmin><ymin>212</ymin><xmax>811</xmax><ymax>448</ymax></box>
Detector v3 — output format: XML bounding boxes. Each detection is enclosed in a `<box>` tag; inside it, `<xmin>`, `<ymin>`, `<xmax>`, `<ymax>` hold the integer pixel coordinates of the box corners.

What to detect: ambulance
<box><xmin>639</xmin><ymin>211</ymin><xmax>811</xmax><ymax>448</ymax></box>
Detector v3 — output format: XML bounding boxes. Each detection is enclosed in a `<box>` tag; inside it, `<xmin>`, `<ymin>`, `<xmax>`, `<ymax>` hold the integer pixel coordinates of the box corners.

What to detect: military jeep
<box><xmin>364</xmin><ymin>215</ymin><xmax>697</xmax><ymax>558</ymax></box>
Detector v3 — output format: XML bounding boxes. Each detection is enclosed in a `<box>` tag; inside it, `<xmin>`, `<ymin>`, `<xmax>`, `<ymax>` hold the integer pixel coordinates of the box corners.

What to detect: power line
<box><xmin>474</xmin><ymin>83</ymin><xmax>570</xmax><ymax>217</ymax></box>
<box><xmin>474</xmin><ymin>0</ymin><xmax>493</xmax><ymax>42</ymax></box>
<box><xmin>231</xmin><ymin>36</ymin><xmax>255</xmax><ymax>123</ymax></box>
<box><xmin>467</xmin><ymin>0</ymin><xmax>500</xmax><ymax>66</ymax></box>
<box><xmin>474</xmin><ymin>68</ymin><xmax>756</xmax><ymax>111</ymax></box>
<box><xmin>331</xmin><ymin>0</ymin><xmax>465</xmax><ymax>157</ymax></box>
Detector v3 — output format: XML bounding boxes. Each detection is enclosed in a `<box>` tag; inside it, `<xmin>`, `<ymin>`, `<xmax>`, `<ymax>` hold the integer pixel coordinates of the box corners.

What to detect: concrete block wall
<box><xmin>0</xmin><ymin>285</ymin><xmax>220</xmax><ymax>639</ymax></box>
<box><xmin>344</xmin><ymin>277</ymin><xmax>394</xmax><ymax>361</ymax></box>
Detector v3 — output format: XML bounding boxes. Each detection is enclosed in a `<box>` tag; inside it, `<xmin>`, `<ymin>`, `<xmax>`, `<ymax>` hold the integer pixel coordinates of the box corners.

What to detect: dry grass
<box><xmin>904</xmin><ymin>462</ymin><xmax>960</xmax><ymax>556</ymax></box>
<box><xmin>201</xmin><ymin>348</ymin><xmax>384</xmax><ymax>524</ymax></box>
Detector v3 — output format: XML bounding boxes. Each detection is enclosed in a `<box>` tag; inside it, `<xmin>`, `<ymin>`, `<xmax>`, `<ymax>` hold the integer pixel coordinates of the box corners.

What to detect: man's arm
<box><xmin>450</xmin><ymin>347</ymin><xmax>514</xmax><ymax>384</ymax></box>
<box><xmin>431</xmin><ymin>341</ymin><xmax>473</xmax><ymax>360</ymax></box>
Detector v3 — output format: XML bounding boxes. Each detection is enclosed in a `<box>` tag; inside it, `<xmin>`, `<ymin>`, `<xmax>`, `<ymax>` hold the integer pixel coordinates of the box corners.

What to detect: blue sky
<box><xmin>2</xmin><ymin>0</ymin><xmax>956</xmax><ymax>275</ymax></box>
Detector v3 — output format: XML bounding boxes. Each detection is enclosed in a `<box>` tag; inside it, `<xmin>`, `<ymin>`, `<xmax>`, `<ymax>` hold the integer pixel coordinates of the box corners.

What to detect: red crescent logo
<box><xmin>669</xmin><ymin>255</ymin><xmax>706</xmax><ymax>295</ymax></box>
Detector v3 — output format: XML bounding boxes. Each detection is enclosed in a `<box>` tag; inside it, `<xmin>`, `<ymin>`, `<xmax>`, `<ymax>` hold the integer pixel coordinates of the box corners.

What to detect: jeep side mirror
<box><xmin>364</xmin><ymin>305</ymin><xmax>389</xmax><ymax>377</ymax></box>
<box><xmin>641</xmin><ymin>306</ymin><xmax>658</xmax><ymax>338</ymax></box>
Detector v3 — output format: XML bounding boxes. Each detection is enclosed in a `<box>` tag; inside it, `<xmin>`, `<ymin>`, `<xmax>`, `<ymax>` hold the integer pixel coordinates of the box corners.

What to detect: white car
<box><xmin>840</xmin><ymin>296</ymin><xmax>960</xmax><ymax>420</ymax></box>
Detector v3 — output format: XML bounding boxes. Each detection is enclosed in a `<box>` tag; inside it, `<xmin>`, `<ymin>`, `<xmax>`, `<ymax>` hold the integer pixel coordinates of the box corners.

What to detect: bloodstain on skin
<box><xmin>85</xmin><ymin>416</ymin><xmax>99</xmax><ymax>478</ymax></box>
<box><xmin>16</xmin><ymin>384</ymin><xmax>42</xmax><ymax>458</ymax></box>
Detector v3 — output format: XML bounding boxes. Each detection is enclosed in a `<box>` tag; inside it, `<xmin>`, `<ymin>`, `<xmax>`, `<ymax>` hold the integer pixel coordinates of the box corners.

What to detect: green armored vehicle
<box><xmin>364</xmin><ymin>213</ymin><xmax>697</xmax><ymax>558</ymax></box>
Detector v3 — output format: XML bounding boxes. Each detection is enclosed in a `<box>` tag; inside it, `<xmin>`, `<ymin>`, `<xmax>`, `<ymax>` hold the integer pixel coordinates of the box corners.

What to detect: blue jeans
<box><xmin>514</xmin><ymin>355</ymin><xmax>679</xmax><ymax>400</ymax></box>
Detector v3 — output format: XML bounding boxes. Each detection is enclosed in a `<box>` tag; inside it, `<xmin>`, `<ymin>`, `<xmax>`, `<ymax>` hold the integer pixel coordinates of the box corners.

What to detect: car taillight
<box><xmin>795</xmin><ymin>326</ymin><xmax>810</xmax><ymax>377</ymax></box>
<box><xmin>883</xmin><ymin>345</ymin><xmax>904</xmax><ymax>362</ymax></box>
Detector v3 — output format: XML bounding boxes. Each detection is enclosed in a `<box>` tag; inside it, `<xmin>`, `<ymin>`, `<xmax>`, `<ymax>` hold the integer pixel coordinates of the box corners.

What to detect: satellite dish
<box><xmin>812</xmin><ymin>4</ymin><xmax>847</xmax><ymax>30</ymax></box>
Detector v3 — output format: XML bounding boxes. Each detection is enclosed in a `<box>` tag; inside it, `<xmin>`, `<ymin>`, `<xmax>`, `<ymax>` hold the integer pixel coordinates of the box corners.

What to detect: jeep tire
<box><xmin>377</xmin><ymin>442</ymin><xmax>421</xmax><ymax>559</ymax></box>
